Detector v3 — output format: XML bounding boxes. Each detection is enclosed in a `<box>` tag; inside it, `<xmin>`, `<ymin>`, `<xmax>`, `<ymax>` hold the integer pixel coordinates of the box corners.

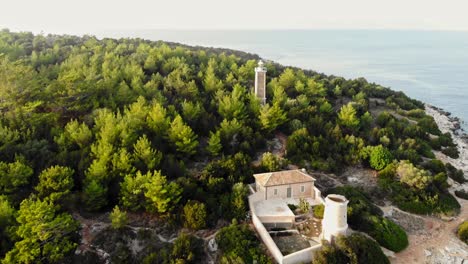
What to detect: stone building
<box><xmin>248</xmin><ymin>169</ymin><xmax>349</xmax><ymax>264</ymax></box>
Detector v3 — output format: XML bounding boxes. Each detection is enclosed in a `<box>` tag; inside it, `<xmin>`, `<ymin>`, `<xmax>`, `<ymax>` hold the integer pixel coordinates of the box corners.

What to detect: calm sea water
<box><xmin>97</xmin><ymin>30</ymin><xmax>468</xmax><ymax>130</ymax></box>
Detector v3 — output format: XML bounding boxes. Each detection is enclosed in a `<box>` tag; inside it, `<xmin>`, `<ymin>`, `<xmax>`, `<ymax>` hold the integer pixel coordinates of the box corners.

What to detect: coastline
<box><xmin>392</xmin><ymin>105</ymin><xmax>468</xmax><ymax>264</ymax></box>
<box><xmin>422</xmin><ymin>104</ymin><xmax>468</xmax><ymax>263</ymax></box>
<box><xmin>425</xmin><ymin>104</ymin><xmax>468</xmax><ymax>188</ymax></box>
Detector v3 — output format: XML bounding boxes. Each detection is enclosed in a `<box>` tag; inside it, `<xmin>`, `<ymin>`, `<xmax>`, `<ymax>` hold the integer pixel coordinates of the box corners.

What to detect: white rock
<box><xmin>208</xmin><ymin>238</ymin><xmax>218</xmax><ymax>252</ymax></box>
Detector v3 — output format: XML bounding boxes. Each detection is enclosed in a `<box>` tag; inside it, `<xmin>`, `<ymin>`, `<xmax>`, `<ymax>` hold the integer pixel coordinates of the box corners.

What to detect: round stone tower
<box><xmin>254</xmin><ymin>60</ymin><xmax>267</xmax><ymax>104</ymax></box>
<box><xmin>321</xmin><ymin>194</ymin><xmax>349</xmax><ymax>242</ymax></box>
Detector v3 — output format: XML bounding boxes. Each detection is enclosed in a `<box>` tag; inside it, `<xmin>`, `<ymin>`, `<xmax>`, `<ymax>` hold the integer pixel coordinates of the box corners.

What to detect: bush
<box><xmin>171</xmin><ymin>233</ymin><xmax>204</xmax><ymax>263</ymax></box>
<box><xmin>312</xmin><ymin>240</ymin><xmax>349</xmax><ymax>264</ymax></box>
<box><xmin>423</xmin><ymin>159</ymin><xmax>446</xmax><ymax>174</ymax></box>
<box><xmin>395</xmin><ymin>191</ymin><xmax>460</xmax><ymax>216</ymax></box>
<box><xmin>439</xmin><ymin>132</ymin><xmax>455</xmax><ymax>147</ymax></box>
<box><xmin>299</xmin><ymin>198</ymin><xmax>310</xmax><ymax>213</ymax></box>
<box><xmin>338</xmin><ymin>233</ymin><xmax>390</xmax><ymax>264</ymax></box>
<box><xmin>260</xmin><ymin>152</ymin><xmax>284</xmax><ymax>172</ymax></box>
<box><xmin>369</xmin><ymin>145</ymin><xmax>393</xmax><ymax>170</ymax></box>
<box><xmin>313</xmin><ymin>204</ymin><xmax>325</xmax><ymax>219</ymax></box>
<box><xmin>442</xmin><ymin>146</ymin><xmax>459</xmax><ymax>159</ymax></box>
<box><xmin>457</xmin><ymin>221</ymin><xmax>468</xmax><ymax>244</ymax></box>
<box><xmin>110</xmin><ymin>206</ymin><xmax>128</xmax><ymax>229</ymax></box>
<box><xmin>216</xmin><ymin>221</ymin><xmax>271</xmax><ymax>264</ymax></box>
<box><xmin>287</xmin><ymin>204</ymin><xmax>298</xmax><ymax>211</ymax></box>
<box><xmin>367</xmin><ymin>216</ymin><xmax>408</xmax><ymax>252</ymax></box>
<box><xmin>396</xmin><ymin>199</ymin><xmax>432</xmax><ymax>215</ymax></box>
<box><xmin>183</xmin><ymin>200</ymin><xmax>207</xmax><ymax>230</ymax></box>
<box><xmin>446</xmin><ymin>163</ymin><xmax>466</xmax><ymax>183</ymax></box>
<box><xmin>436</xmin><ymin>192</ymin><xmax>461</xmax><ymax>216</ymax></box>
<box><xmin>455</xmin><ymin>190</ymin><xmax>468</xmax><ymax>200</ymax></box>
<box><xmin>417</xmin><ymin>116</ymin><xmax>441</xmax><ymax>135</ymax></box>
<box><xmin>313</xmin><ymin>233</ymin><xmax>390</xmax><ymax>264</ymax></box>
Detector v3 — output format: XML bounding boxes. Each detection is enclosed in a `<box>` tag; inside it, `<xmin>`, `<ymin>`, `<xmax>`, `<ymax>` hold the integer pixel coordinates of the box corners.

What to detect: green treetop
<box><xmin>35</xmin><ymin>165</ymin><xmax>74</xmax><ymax>200</ymax></box>
<box><xmin>3</xmin><ymin>198</ymin><xmax>79</xmax><ymax>264</ymax></box>
<box><xmin>338</xmin><ymin>103</ymin><xmax>360</xmax><ymax>131</ymax></box>
<box><xmin>168</xmin><ymin>115</ymin><xmax>199</xmax><ymax>156</ymax></box>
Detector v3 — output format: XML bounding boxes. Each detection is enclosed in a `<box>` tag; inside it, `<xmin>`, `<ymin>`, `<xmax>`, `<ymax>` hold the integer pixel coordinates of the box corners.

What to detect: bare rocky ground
<box><xmin>390</xmin><ymin>198</ymin><xmax>468</xmax><ymax>264</ymax></box>
<box><xmin>73</xmin><ymin>211</ymin><xmax>225</xmax><ymax>264</ymax></box>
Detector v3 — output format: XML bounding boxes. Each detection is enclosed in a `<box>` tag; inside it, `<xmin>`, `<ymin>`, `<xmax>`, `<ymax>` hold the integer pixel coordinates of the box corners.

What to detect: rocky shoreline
<box><xmin>425</xmin><ymin>104</ymin><xmax>468</xmax><ymax>188</ymax></box>
<box><xmin>422</xmin><ymin>104</ymin><xmax>468</xmax><ymax>264</ymax></box>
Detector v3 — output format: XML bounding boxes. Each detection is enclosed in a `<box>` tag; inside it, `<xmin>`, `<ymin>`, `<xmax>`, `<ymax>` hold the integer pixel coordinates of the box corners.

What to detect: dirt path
<box><xmin>392</xmin><ymin>197</ymin><xmax>467</xmax><ymax>264</ymax></box>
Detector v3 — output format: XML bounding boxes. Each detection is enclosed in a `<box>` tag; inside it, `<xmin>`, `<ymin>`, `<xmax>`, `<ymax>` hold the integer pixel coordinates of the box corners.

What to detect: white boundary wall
<box><xmin>249</xmin><ymin>192</ymin><xmax>322</xmax><ymax>264</ymax></box>
<box><xmin>252</xmin><ymin>213</ymin><xmax>284</xmax><ymax>263</ymax></box>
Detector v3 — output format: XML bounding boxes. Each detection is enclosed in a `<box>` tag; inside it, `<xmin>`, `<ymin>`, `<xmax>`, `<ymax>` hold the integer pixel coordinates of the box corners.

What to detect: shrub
<box><xmin>299</xmin><ymin>198</ymin><xmax>310</xmax><ymax>213</ymax></box>
<box><xmin>396</xmin><ymin>160</ymin><xmax>432</xmax><ymax>190</ymax></box>
<box><xmin>110</xmin><ymin>206</ymin><xmax>128</xmax><ymax>229</ymax></box>
<box><xmin>260</xmin><ymin>152</ymin><xmax>284</xmax><ymax>172</ymax></box>
<box><xmin>313</xmin><ymin>233</ymin><xmax>390</xmax><ymax>264</ymax></box>
<box><xmin>171</xmin><ymin>233</ymin><xmax>204</xmax><ymax>263</ymax></box>
<box><xmin>396</xmin><ymin>199</ymin><xmax>432</xmax><ymax>215</ymax></box>
<box><xmin>439</xmin><ymin>132</ymin><xmax>455</xmax><ymax>147</ymax></box>
<box><xmin>313</xmin><ymin>204</ymin><xmax>324</xmax><ymax>219</ymax></box>
<box><xmin>287</xmin><ymin>204</ymin><xmax>298</xmax><ymax>211</ymax></box>
<box><xmin>446</xmin><ymin>163</ymin><xmax>466</xmax><ymax>183</ymax></box>
<box><xmin>367</xmin><ymin>216</ymin><xmax>408</xmax><ymax>252</ymax></box>
<box><xmin>312</xmin><ymin>240</ymin><xmax>349</xmax><ymax>264</ymax></box>
<box><xmin>216</xmin><ymin>221</ymin><xmax>271</xmax><ymax>264</ymax></box>
<box><xmin>337</xmin><ymin>233</ymin><xmax>390</xmax><ymax>264</ymax></box>
<box><xmin>442</xmin><ymin>146</ymin><xmax>459</xmax><ymax>159</ymax></box>
<box><xmin>183</xmin><ymin>200</ymin><xmax>207</xmax><ymax>230</ymax></box>
<box><xmin>417</xmin><ymin>116</ymin><xmax>441</xmax><ymax>135</ymax></box>
<box><xmin>457</xmin><ymin>221</ymin><xmax>468</xmax><ymax>244</ymax></box>
<box><xmin>436</xmin><ymin>192</ymin><xmax>461</xmax><ymax>216</ymax></box>
<box><xmin>423</xmin><ymin>159</ymin><xmax>446</xmax><ymax>174</ymax></box>
<box><xmin>455</xmin><ymin>190</ymin><xmax>468</xmax><ymax>200</ymax></box>
<box><xmin>369</xmin><ymin>145</ymin><xmax>393</xmax><ymax>170</ymax></box>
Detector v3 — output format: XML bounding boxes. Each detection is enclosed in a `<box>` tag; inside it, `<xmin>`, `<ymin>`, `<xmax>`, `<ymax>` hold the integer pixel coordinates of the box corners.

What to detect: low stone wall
<box><xmin>282</xmin><ymin>244</ymin><xmax>322</xmax><ymax>264</ymax></box>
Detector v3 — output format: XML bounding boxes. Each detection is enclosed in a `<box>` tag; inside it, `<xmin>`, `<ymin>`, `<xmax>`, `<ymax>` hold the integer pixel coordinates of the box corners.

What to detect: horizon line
<box><xmin>3</xmin><ymin>27</ymin><xmax>468</xmax><ymax>36</ymax></box>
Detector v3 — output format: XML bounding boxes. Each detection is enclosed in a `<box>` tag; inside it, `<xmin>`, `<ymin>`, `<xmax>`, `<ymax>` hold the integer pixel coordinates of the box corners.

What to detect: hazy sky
<box><xmin>2</xmin><ymin>0</ymin><xmax>468</xmax><ymax>34</ymax></box>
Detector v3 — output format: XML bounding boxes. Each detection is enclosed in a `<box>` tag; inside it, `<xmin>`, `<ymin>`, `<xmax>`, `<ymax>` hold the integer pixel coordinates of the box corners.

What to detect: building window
<box><xmin>274</xmin><ymin>189</ymin><xmax>278</xmax><ymax>195</ymax></box>
<box><xmin>301</xmin><ymin>185</ymin><xmax>305</xmax><ymax>193</ymax></box>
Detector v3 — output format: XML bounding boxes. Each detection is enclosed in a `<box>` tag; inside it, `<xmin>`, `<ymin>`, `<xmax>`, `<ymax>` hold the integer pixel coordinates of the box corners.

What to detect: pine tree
<box><xmin>338</xmin><ymin>103</ymin><xmax>360</xmax><ymax>131</ymax></box>
<box><xmin>168</xmin><ymin>115</ymin><xmax>198</xmax><ymax>156</ymax></box>
<box><xmin>133</xmin><ymin>135</ymin><xmax>162</xmax><ymax>171</ymax></box>
<box><xmin>3</xmin><ymin>198</ymin><xmax>79</xmax><ymax>263</ymax></box>
<box><xmin>206</xmin><ymin>131</ymin><xmax>222</xmax><ymax>156</ymax></box>
<box><xmin>144</xmin><ymin>171</ymin><xmax>182</xmax><ymax>214</ymax></box>
<box><xmin>35</xmin><ymin>165</ymin><xmax>74</xmax><ymax>200</ymax></box>
<box><xmin>110</xmin><ymin>206</ymin><xmax>128</xmax><ymax>229</ymax></box>
<box><xmin>83</xmin><ymin>180</ymin><xmax>108</xmax><ymax>211</ymax></box>
<box><xmin>259</xmin><ymin>103</ymin><xmax>287</xmax><ymax>133</ymax></box>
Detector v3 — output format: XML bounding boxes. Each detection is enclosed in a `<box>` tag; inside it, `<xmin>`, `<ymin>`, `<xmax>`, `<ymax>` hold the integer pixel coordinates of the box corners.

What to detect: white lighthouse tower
<box><xmin>254</xmin><ymin>60</ymin><xmax>267</xmax><ymax>104</ymax></box>
<box><xmin>321</xmin><ymin>194</ymin><xmax>349</xmax><ymax>242</ymax></box>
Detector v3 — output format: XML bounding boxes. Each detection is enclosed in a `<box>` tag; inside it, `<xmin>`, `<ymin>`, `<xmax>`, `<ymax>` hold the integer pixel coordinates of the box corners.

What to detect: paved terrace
<box><xmin>254</xmin><ymin>197</ymin><xmax>322</xmax><ymax>220</ymax></box>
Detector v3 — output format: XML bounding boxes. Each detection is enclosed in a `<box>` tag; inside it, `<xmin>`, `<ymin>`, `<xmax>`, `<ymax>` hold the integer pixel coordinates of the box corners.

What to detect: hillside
<box><xmin>0</xmin><ymin>29</ymin><xmax>465</xmax><ymax>264</ymax></box>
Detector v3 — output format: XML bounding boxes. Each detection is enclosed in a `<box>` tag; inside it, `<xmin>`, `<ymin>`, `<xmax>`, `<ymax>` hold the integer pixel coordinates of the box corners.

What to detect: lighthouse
<box><xmin>254</xmin><ymin>60</ymin><xmax>267</xmax><ymax>104</ymax></box>
<box><xmin>321</xmin><ymin>194</ymin><xmax>349</xmax><ymax>242</ymax></box>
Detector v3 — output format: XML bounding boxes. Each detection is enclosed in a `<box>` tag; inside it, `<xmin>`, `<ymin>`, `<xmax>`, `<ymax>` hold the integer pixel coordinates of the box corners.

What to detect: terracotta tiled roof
<box><xmin>254</xmin><ymin>169</ymin><xmax>315</xmax><ymax>187</ymax></box>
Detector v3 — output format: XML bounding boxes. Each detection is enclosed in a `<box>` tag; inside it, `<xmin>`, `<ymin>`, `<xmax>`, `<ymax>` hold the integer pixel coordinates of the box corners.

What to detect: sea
<box><xmin>96</xmin><ymin>30</ymin><xmax>468</xmax><ymax>130</ymax></box>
